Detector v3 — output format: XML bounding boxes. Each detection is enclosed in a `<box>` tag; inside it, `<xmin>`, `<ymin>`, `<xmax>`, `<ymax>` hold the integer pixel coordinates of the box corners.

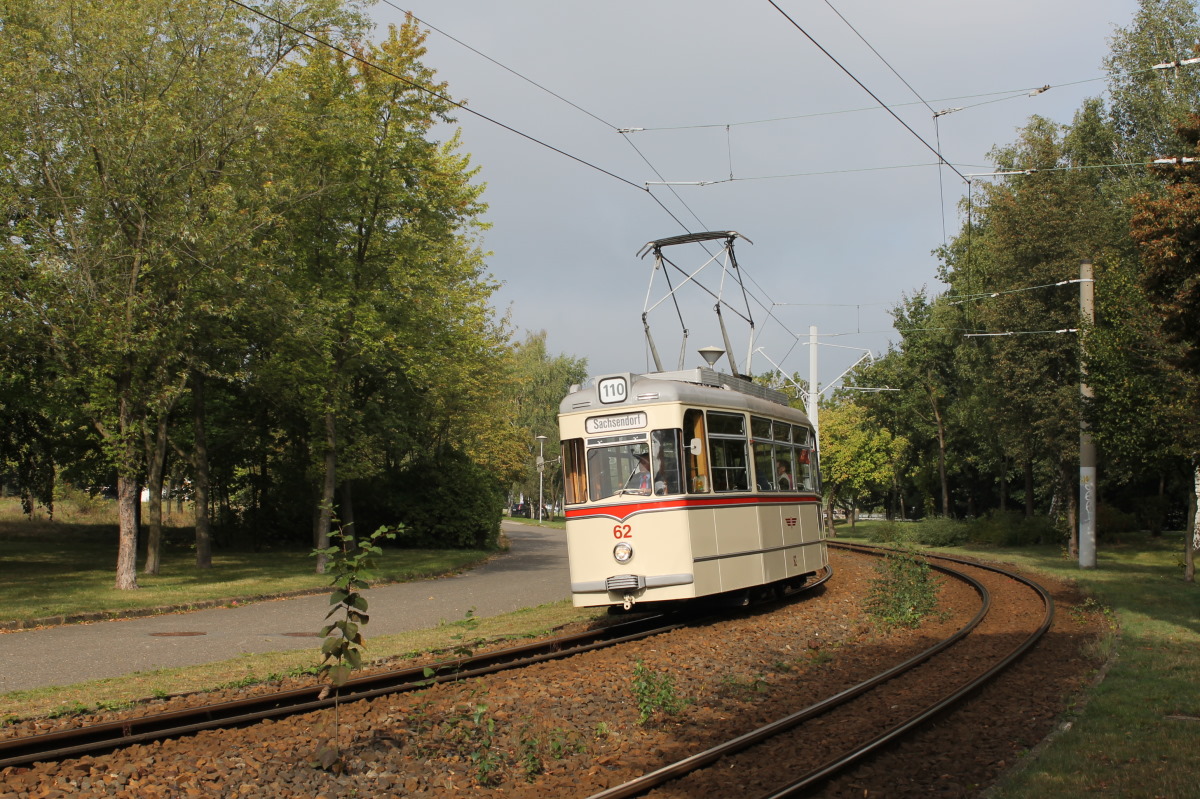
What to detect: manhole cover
<box><xmin>149</xmin><ymin>631</ymin><xmax>207</xmax><ymax>637</ymax></box>
<box><xmin>282</xmin><ymin>632</ymin><xmax>320</xmax><ymax>637</ymax></box>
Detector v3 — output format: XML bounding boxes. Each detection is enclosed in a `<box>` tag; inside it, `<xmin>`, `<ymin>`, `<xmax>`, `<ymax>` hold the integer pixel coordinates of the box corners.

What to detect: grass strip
<box><xmin>0</xmin><ymin>601</ymin><xmax>600</xmax><ymax>723</ymax></box>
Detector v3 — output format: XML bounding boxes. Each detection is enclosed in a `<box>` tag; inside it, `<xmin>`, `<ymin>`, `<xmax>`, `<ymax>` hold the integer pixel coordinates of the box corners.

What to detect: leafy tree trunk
<box><xmin>341</xmin><ymin>480</ymin><xmax>356</xmax><ymax>541</ymax></box>
<box><xmin>112</xmin><ymin>366</ymin><xmax>140</xmax><ymax>590</ymax></box>
<box><xmin>192</xmin><ymin>370</ymin><xmax>213</xmax><ymax>569</ymax></box>
<box><xmin>928</xmin><ymin>386</ymin><xmax>950</xmax><ymax>517</ymax></box>
<box><xmin>115</xmin><ymin>475</ymin><xmax>140</xmax><ymax>590</ymax></box>
<box><xmin>1024</xmin><ymin>459</ymin><xmax>1036</xmax><ymax>518</ymax></box>
<box><xmin>315</xmin><ymin>410</ymin><xmax>337</xmax><ymax>574</ymax></box>
<box><xmin>143</xmin><ymin>416</ymin><xmax>169</xmax><ymax>575</ymax></box>
<box><xmin>1067</xmin><ymin>465</ymin><xmax>1079</xmax><ymax>558</ymax></box>
<box><xmin>825</xmin><ymin>487</ymin><xmax>838</xmax><ymax>537</ymax></box>
<box><xmin>1153</xmin><ymin>473</ymin><xmax>1166</xmax><ymax>536</ymax></box>
<box><xmin>999</xmin><ymin>456</ymin><xmax>1009</xmax><ymax>512</ymax></box>
<box><xmin>1187</xmin><ymin>459</ymin><xmax>1198</xmax><ymax>583</ymax></box>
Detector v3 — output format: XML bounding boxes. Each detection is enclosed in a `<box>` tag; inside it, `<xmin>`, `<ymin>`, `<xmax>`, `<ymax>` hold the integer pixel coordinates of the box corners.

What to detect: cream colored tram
<box><xmin>559</xmin><ymin>367</ymin><xmax>828</xmax><ymax>609</ymax></box>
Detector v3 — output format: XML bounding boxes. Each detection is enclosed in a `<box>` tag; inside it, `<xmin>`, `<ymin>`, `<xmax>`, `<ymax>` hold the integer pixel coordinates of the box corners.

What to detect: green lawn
<box><xmin>0</xmin><ymin>499</ymin><xmax>492</xmax><ymax>625</ymax></box>
<box><xmin>833</xmin><ymin>520</ymin><xmax>1200</xmax><ymax>799</ymax></box>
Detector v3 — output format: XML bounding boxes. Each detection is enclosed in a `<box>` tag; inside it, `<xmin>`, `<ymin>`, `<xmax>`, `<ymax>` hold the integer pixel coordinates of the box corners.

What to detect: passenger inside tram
<box><xmin>776</xmin><ymin>460</ymin><xmax>793</xmax><ymax>491</ymax></box>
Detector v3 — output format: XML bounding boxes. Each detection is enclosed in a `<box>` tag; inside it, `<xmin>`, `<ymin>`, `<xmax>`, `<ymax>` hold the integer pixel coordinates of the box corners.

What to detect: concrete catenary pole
<box><xmin>1079</xmin><ymin>259</ymin><xmax>1097</xmax><ymax>569</ymax></box>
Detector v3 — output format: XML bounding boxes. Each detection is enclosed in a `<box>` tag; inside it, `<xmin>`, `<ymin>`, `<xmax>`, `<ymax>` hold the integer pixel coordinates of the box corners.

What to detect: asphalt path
<box><xmin>0</xmin><ymin>521</ymin><xmax>569</xmax><ymax>694</ymax></box>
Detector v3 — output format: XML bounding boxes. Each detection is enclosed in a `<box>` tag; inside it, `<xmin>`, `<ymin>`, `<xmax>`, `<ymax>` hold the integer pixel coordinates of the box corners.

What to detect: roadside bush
<box><xmin>359</xmin><ymin>447</ymin><xmax>504</xmax><ymax>550</ymax></box>
<box><xmin>1097</xmin><ymin>504</ymin><xmax>1139</xmax><ymax>536</ymax></box>
<box><xmin>968</xmin><ymin>510</ymin><xmax>1055</xmax><ymax>547</ymax></box>
<box><xmin>906</xmin><ymin>517</ymin><xmax>969</xmax><ymax>547</ymax></box>
<box><xmin>865</xmin><ymin>521</ymin><xmax>901</xmax><ymax>543</ymax></box>
<box><xmin>866</xmin><ymin>518</ymin><xmax>968</xmax><ymax>547</ymax></box>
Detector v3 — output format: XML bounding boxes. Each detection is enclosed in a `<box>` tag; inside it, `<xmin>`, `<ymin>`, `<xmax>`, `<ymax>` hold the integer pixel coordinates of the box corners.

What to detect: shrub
<box><xmin>867</xmin><ymin>518</ymin><xmax>967</xmax><ymax>547</ymax></box>
<box><xmin>1097</xmin><ymin>503</ymin><xmax>1139</xmax><ymax>536</ymax></box>
<box><xmin>865</xmin><ymin>521</ymin><xmax>901</xmax><ymax>543</ymax></box>
<box><xmin>357</xmin><ymin>447</ymin><xmax>504</xmax><ymax>550</ymax></box>
<box><xmin>906</xmin><ymin>517</ymin><xmax>969</xmax><ymax>547</ymax></box>
<box><xmin>969</xmin><ymin>510</ymin><xmax>1056</xmax><ymax>547</ymax></box>
<box><xmin>864</xmin><ymin>545</ymin><xmax>939</xmax><ymax>629</ymax></box>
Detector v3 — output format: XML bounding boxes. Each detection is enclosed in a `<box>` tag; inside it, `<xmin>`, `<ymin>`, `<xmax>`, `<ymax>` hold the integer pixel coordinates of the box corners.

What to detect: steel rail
<box><xmin>763</xmin><ymin>543</ymin><xmax>1055</xmax><ymax>798</ymax></box>
<box><xmin>0</xmin><ymin>568</ymin><xmax>832</xmax><ymax>769</ymax></box>
<box><xmin>0</xmin><ymin>614</ymin><xmax>676</xmax><ymax>768</ymax></box>
<box><xmin>586</xmin><ymin>548</ymin><xmax>990</xmax><ymax>799</ymax></box>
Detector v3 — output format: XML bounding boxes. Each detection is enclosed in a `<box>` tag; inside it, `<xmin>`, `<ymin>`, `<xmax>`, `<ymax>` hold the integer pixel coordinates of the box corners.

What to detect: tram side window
<box><xmin>562</xmin><ymin>439</ymin><xmax>587</xmax><ymax>505</ymax></box>
<box><xmin>777</xmin><ymin>444</ymin><xmax>796</xmax><ymax>492</ymax></box>
<box><xmin>751</xmin><ymin>417</ymin><xmax>773</xmax><ymax>491</ymax></box>
<box><xmin>684</xmin><ymin>408</ymin><xmax>710</xmax><ymax>493</ymax></box>
<box><xmin>707</xmin><ymin>411</ymin><xmax>750</xmax><ymax>492</ymax></box>
<box><xmin>651</xmin><ymin>429</ymin><xmax>684</xmax><ymax>495</ymax></box>
<box><xmin>793</xmin><ymin>424</ymin><xmax>817</xmax><ymax>491</ymax></box>
<box><xmin>801</xmin><ymin>446</ymin><xmax>820</xmax><ymax>492</ymax></box>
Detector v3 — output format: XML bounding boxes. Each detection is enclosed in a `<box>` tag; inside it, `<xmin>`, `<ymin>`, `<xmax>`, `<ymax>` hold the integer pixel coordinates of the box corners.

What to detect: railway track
<box><xmin>0</xmin><ymin>569</ymin><xmax>833</xmax><ymax>770</ymax></box>
<box><xmin>585</xmin><ymin>542</ymin><xmax>1054</xmax><ymax>798</ymax></box>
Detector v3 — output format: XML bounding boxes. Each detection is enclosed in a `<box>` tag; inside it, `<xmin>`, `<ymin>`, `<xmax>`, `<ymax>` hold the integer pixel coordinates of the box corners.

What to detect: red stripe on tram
<box><xmin>565</xmin><ymin>494</ymin><xmax>820</xmax><ymax>523</ymax></box>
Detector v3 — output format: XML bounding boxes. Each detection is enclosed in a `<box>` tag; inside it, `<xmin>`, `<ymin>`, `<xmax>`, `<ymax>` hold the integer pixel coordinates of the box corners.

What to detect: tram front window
<box><xmin>586</xmin><ymin>430</ymin><xmax>683</xmax><ymax>501</ymax></box>
<box><xmin>588</xmin><ymin>444</ymin><xmax>645</xmax><ymax>500</ymax></box>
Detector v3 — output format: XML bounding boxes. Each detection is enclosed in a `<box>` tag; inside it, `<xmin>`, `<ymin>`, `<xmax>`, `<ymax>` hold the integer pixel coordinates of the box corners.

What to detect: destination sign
<box><xmin>585</xmin><ymin>411</ymin><xmax>647</xmax><ymax>435</ymax></box>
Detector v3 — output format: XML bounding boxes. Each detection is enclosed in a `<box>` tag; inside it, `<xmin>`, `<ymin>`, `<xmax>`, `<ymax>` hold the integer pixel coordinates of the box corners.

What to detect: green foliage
<box><xmin>1096</xmin><ymin>504</ymin><xmax>1139</xmax><ymax>536</ymax></box>
<box><xmin>375</xmin><ymin>448</ymin><xmax>505</xmax><ymax>550</ymax></box>
<box><xmin>864</xmin><ymin>547</ymin><xmax>939</xmax><ymax>629</ymax></box>
<box><xmin>420</xmin><ymin>703</ymin><xmax>503</xmax><ymax>786</ymax></box>
<box><xmin>630</xmin><ymin>659</ymin><xmax>689</xmax><ymax>724</ymax></box>
<box><xmin>866</xmin><ymin>518</ymin><xmax>968</xmax><ymax>547</ymax></box>
<box><xmin>970</xmin><ymin>511</ymin><xmax>1058</xmax><ymax>547</ymax></box>
<box><xmin>867</xmin><ymin>514</ymin><xmax>1057</xmax><ymax>548</ymax></box>
<box><xmin>0</xmin><ymin>2</ymin><xmax>534</xmax><ymax>580</ymax></box>
<box><xmin>505</xmin><ymin>330</ymin><xmax>589</xmax><ymax>504</ymax></box>
<box><xmin>819</xmin><ymin>398</ymin><xmax>907</xmax><ymax>520</ymax></box>
<box><xmin>720</xmin><ymin>672</ymin><xmax>770</xmax><ymax>698</ymax></box>
<box><xmin>314</xmin><ymin>524</ymin><xmax>397</xmax><ymax>687</ymax></box>
<box><xmin>311</xmin><ymin>523</ymin><xmax>396</xmax><ymax>771</ymax></box>
<box><xmin>421</xmin><ymin>607</ymin><xmax>480</xmax><ymax>684</ymax></box>
<box><xmin>517</xmin><ymin>723</ymin><xmax>585</xmax><ymax>782</ymax></box>
<box><xmin>910</xmin><ymin>517</ymin><xmax>970</xmax><ymax>547</ymax></box>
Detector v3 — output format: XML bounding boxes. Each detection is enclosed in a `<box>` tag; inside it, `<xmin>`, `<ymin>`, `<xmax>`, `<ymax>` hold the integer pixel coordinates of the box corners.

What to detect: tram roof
<box><xmin>560</xmin><ymin>367</ymin><xmax>812</xmax><ymax>425</ymax></box>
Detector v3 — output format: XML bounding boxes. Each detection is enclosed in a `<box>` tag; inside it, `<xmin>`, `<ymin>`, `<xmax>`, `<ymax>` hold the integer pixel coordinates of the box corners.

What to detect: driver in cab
<box><xmin>624</xmin><ymin>453</ymin><xmax>652</xmax><ymax>496</ymax></box>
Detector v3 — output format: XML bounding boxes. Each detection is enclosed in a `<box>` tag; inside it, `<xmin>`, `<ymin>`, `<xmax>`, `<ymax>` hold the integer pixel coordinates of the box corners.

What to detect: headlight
<box><xmin>613</xmin><ymin>542</ymin><xmax>633</xmax><ymax>564</ymax></box>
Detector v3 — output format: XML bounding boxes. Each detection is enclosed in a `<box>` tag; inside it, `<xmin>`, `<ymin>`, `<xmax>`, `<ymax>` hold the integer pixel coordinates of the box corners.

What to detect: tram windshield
<box><xmin>582</xmin><ymin>430</ymin><xmax>684</xmax><ymax>502</ymax></box>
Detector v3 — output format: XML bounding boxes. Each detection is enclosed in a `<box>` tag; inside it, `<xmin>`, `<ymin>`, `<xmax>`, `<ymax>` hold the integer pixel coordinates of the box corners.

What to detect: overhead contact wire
<box><xmin>767</xmin><ymin>0</ymin><xmax>968</xmax><ymax>184</ymax></box>
<box><xmin>227</xmin><ymin>0</ymin><xmax>647</xmax><ymax>193</ymax></box>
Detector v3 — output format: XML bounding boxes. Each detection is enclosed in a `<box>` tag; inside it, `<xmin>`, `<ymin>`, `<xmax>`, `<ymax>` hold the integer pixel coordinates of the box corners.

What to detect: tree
<box><xmin>884</xmin><ymin>291</ymin><xmax>963</xmax><ymax>517</ymax></box>
<box><xmin>506</xmin><ymin>331</ymin><xmax>589</xmax><ymax>512</ymax></box>
<box><xmin>1128</xmin><ymin>118</ymin><xmax>1200</xmax><ymax>581</ymax></box>
<box><xmin>263</xmin><ymin>20</ymin><xmax>503</xmax><ymax>567</ymax></box>
<box><xmin>1106</xmin><ymin>0</ymin><xmax>1200</xmax><ymax>164</ymax></box>
<box><xmin>819</xmin><ymin>399</ymin><xmax>905</xmax><ymax>530</ymax></box>
<box><xmin>0</xmin><ymin>0</ymin><xmax>356</xmax><ymax>587</ymax></box>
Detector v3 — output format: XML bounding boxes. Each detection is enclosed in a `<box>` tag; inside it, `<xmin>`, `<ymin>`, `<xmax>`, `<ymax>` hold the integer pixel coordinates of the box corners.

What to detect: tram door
<box><xmin>684</xmin><ymin>409</ymin><xmax>708</xmax><ymax>493</ymax></box>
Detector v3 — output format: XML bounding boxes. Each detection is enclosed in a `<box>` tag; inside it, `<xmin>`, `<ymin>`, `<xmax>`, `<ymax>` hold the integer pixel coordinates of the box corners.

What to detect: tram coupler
<box><xmin>622</xmin><ymin>594</ymin><xmax>635</xmax><ymax>611</ymax></box>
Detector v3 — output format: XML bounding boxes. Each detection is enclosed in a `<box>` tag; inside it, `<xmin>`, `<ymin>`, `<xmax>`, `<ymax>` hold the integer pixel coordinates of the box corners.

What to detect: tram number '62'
<box><xmin>613</xmin><ymin>524</ymin><xmax>632</xmax><ymax>539</ymax></box>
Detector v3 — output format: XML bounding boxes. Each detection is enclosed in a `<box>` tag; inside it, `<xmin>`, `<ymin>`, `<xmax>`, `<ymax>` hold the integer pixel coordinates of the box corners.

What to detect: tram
<box><xmin>558</xmin><ymin>366</ymin><xmax>828</xmax><ymax>609</ymax></box>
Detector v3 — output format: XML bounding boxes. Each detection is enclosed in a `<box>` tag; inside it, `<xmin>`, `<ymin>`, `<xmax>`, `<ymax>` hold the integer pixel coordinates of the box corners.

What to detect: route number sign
<box><xmin>598</xmin><ymin>376</ymin><xmax>627</xmax><ymax>404</ymax></box>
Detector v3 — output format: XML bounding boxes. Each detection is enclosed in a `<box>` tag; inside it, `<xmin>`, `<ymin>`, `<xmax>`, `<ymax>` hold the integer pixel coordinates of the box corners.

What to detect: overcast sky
<box><xmin>368</xmin><ymin>0</ymin><xmax>1144</xmax><ymax>391</ymax></box>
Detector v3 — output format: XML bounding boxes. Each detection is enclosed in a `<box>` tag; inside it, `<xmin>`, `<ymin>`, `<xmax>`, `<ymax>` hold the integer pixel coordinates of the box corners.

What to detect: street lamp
<box><xmin>536</xmin><ymin>435</ymin><xmax>547</xmax><ymax>522</ymax></box>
